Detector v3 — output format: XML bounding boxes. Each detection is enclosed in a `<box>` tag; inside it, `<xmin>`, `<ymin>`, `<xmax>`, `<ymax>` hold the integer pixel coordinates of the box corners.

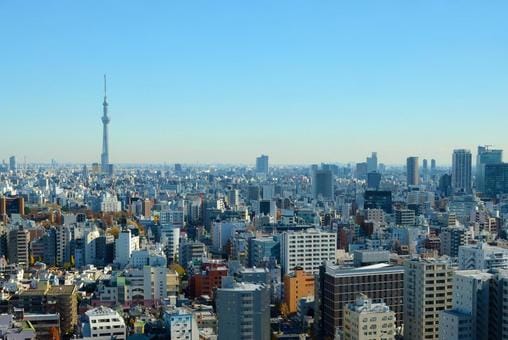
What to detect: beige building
<box><xmin>343</xmin><ymin>294</ymin><xmax>396</xmax><ymax>340</ymax></box>
<box><xmin>403</xmin><ymin>257</ymin><xmax>454</xmax><ymax>340</ymax></box>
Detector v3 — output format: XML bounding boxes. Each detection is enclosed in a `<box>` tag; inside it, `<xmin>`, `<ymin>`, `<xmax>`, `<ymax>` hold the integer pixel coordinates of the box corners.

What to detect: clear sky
<box><xmin>1</xmin><ymin>1</ymin><xmax>507</xmax><ymax>165</ymax></box>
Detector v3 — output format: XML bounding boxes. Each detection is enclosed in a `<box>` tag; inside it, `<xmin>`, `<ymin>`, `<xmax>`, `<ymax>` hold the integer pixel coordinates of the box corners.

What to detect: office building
<box><xmin>364</xmin><ymin>190</ymin><xmax>392</xmax><ymax>213</ymax></box>
<box><xmin>248</xmin><ymin>236</ymin><xmax>279</xmax><ymax>267</ymax></box>
<box><xmin>312</xmin><ymin>167</ymin><xmax>334</xmax><ymax>200</ymax></box>
<box><xmin>317</xmin><ymin>262</ymin><xmax>404</xmax><ymax>338</ymax></box>
<box><xmin>256</xmin><ymin>154</ymin><xmax>269</xmax><ymax>174</ymax></box>
<box><xmin>280</xmin><ymin>229</ymin><xmax>336</xmax><ymax>275</ymax></box>
<box><xmin>403</xmin><ymin>257</ymin><xmax>454</xmax><ymax>340</ymax></box>
<box><xmin>0</xmin><ymin>196</ymin><xmax>25</xmax><ymax>219</ymax></box>
<box><xmin>394</xmin><ymin>208</ymin><xmax>415</xmax><ymax>226</ymax></box>
<box><xmin>452</xmin><ymin>149</ymin><xmax>472</xmax><ymax>194</ymax></box>
<box><xmin>216</xmin><ymin>282</ymin><xmax>270</xmax><ymax>340</ymax></box>
<box><xmin>406</xmin><ymin>156</ymin><xmax>419</xmax><ymax>186</ymax></box>
<box><xmin>367</xmin><ymin>172</ymin><xmax>381</xmax><ymax>190</ymax></box>
<box><xmin>8</xmin><ymin>156</ymin><xmax>16</xmax><ymax>172</ymax></box>
<box><xmin>343</xmin><ymin>294</ymin><xmax>396</xmax><ymax>340</ymax></box>
<box><xmin>367</xmin><ymin>152</ymin><xmax>378</xmax><ymax>173</ymax></box>
<box><xmin>283</xmin><ymin>268</ymin><xmax>314</xmax><ymax>314</ymax></box>
<box><xmin>484</xmin><ymin>163</ymin><xmax>508</xmax><ymax>197</ymax></box>
<box><xmin>356</xmin><ymin>162</ymin><xmax>368</xmax><ymax>180</ymax></box>
<box><xmin>476</xmin><ymin>145</ymin><xmax>502</xmax><ymax>192</ymax></box>
<box><xmin>81</xmin><ymin>306</ymin><xmax>126</xmax><ymax>340</ymax></box>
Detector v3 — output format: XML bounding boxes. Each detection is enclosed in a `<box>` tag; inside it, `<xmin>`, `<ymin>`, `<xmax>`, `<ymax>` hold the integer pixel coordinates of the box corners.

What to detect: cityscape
<box><xmin>2</xmin><ymin>2</ymin><xmax>508</xmax><ymax>340</ymax></box>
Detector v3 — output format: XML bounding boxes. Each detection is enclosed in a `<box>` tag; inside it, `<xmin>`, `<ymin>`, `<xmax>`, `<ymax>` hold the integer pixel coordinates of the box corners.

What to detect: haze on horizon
<box><xmin>1</xmin><ymin>1</ymin><xmax>507</xmax><ymax>166</ymax></box>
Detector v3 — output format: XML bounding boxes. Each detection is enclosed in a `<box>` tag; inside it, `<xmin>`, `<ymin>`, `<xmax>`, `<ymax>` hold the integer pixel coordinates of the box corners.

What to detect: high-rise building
<box><xmin>483</xmin><ymin>163</ymin><xmax>508</xmax><ymax>197</ymax></box>
<box><xmin>406</xmin><ymin>156</ymin><xmax>419</xmax><ymax>186</ymax></box>
<box><xmin>403</xmin><ymin>257</ymin><xmax>454</xmax><ymax>340</ymax></box>
<box><xmin>8</xmin><ymin>156</ymin><xmax>16</xmax><ymax>172</ymax></box>
<box><xmin>452</xmin><ymin>149</ymin><xmax>472</xmax><ymax>194</ymax></box>
<box><xmin>312</xmin><ymin>167</ymin><xmax>334</xmax><ymax>200</ymax></box>
<box><xmin>316</xmin><ymin>262</ymin><xmax>404</xmax><ymax>338</ymax></box>
<box><xmin>367</xmin><ymin>152</ymin><xmax>378</xmax><ymax>173</ymax></box>
<box><xmin>283</xmin><ymin>268</ymin><xmax>314</xmax><ymax>313</ymax></box>
<box><xmin>280</xmin><ymin>229</ymin><xmax>336</xmax><ymax>275</ymax></box>
<box><xmin>343</xmin><ymin>294</ymin><xmax>396</xmax><ymax>340</ymax></box>
<box><xmin>355</xmin><ymin>162</ymin><xmax>368</xmax><ymax>180</ymax></box>
<box><xmin>255</xmin><ymin>154</ymin><xmax>269</xmax><ymax>174</ymax></box>
<box><xmin>367</xmin><ymin>172</ymin><xmax>381</xmax><ymax>190</ymax></box>
<box><xmin>422</xmin><ymin>158</ymin><xmax>429</xmax><ymax>181</ymax></box>
<box><xmin>476</xmin><ymin>145</ymin><xmax>503</xmax><ymax>192</ymax></box>
<box><xmin>216</xmin><ymin>282</ymin><xmax>270</xmax><ymax>340</ymax></box>
<box><xmin>431</xmin><ymin>159</ymin><xmax>437</xmax><ymax>177</ymax></box>
<box><xmin>100</xmin><ymin>75</ymin><xmax>112</xmax><ymax>175</ymax></box>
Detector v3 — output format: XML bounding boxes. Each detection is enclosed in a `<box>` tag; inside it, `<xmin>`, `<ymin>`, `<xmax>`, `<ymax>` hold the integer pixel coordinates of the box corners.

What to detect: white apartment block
<box><xmin>280</xmin><ymin>228</ymin><xmax>337</xmax><ymax>275</ymax></box>
<box><xmin>81</xmin><ymin>306</ymin><xmax>126</xmax><ymax>339</ymax></box>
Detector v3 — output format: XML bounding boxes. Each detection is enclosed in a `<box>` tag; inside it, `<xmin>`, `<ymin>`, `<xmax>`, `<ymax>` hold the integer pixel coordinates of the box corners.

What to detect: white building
<box><xmin>343</xmin><ymin>294</ymin><xmax>396</xmax><ymax>340</ymax></box>
<box><xmin>100</xmin><ymin>193</ymin><xmax>122</xmax><ymax>213</ymax></box>
<box><xmin>280</xmin><ymin>228</ymin><xmax>337</xmax><ymax>275</ymax></box>
<box><xmin>160</xmin><ymin>224</ymin><xmax>180</xmax><ymax>262</ymax></box>
<box><xmin>81</xmin><ymin>306</ymin><xmax>126</xmax><ymax>339</ymax></box>
<box><xmin>129</xmin><ymin>246</ymin><xmax>167</xmax><ymax>268</ymax></box>
<box><xmin>163</xmin><ymin>308</ymin><xmax>199</xmax><ymax>340</ymax></box>
<box><xmin>458</xmin><ymin>242</ymin><xmax>508</xmax><ymax>270</ymax></box>
<box><xmin>115</xmin><ymin>229</ymin><xmax>139</xmax><ymax>267</ymax></box>
<box><xmin>211</xmin><ymin>222</ymin><xmax>245</xmax><ymax>252</ymax></box>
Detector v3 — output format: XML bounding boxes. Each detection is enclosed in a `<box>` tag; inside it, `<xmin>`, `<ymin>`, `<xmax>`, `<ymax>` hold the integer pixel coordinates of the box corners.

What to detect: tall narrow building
<box><xmin>406</xmin><ymin>156</ymin><xmax>419</xmax><ymax>186</ymax></box>
<box><xmin>452</xmin><ymin>149</ymin><xmax>472</xmax><ymax>194</ymax></box>
<box><xmin>403</xmin><ymin>257</ymin><xmax>454</xmax><ymax>340</ymax></box>
<box><xmin>101</xmin><ymin>75</ymin><xmax>111</xmax><ymax>174</ymax></box>
<box><xmin>255</xmin><ymin>154</ymin><xmax>269</xmax><ymax>174</ymax></box>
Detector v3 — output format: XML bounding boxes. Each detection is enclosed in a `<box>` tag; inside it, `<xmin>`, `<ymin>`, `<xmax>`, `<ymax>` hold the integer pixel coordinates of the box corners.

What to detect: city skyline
<box><xmin>1</xmin><ymin>1</ymin><xmax>508</xmax><ymax>164</ymax></box>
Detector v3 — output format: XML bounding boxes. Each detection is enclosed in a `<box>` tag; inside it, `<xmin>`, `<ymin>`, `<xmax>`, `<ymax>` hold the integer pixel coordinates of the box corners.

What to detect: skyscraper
<box><xmin>8</xmin><ymin>156</ymin><xmax>15</xmax><ymax>172</ymax></box>
<box><xmin>422</xmin><ymin>158</ymin><xmax>428</xmax><ymax>181</ymax></box>
<box><xmin>484</xmin><ymin>163</ymin><xmax>508</xmax><ymax>197</ymax></box>
<box><xmin>452</xmin><ymin>149</ymin><xmax>472</xmax><ymax>194</ymax></box>
<box><xmin>367</xmin><ymin>152</ymin><xmax>378</xmax><ymax>172</ymax></box>
<box><xmin>406</xmin><ymin>156</ymin><xmax>419</xmax><ymax>186</ymax></box>
<box><xmin>255</xmin><ymin>154</ymin><xmax>269</xmax><ymax>174</ymax></box>
<box><xmin>312</xmin><ymin>167</ymin><xmax>334</xmax><ymax>200</ymax></box>
<box><xmin>476</xmin><ymin>145</ymin><xmax>502</xmax><ymax>192</ymax></box>
<box><xmin>100</xmin><ymin>75</ymin><xmax>111</xmax><ymax>174</ymax></box>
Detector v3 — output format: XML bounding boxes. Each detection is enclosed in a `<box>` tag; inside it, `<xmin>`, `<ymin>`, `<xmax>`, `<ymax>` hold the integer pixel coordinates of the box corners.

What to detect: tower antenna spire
<box><xmin>104</xmin><ymin>74</ymin><xmax>107</xmax><ymax>97</ymax></box>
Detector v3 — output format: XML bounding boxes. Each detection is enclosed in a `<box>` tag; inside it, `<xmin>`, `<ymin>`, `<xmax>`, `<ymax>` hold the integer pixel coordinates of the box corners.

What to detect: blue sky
<box><xmin>1</xmin><ymin>1</ymin><xmax>507</xmax><ymax>165</ymax></box>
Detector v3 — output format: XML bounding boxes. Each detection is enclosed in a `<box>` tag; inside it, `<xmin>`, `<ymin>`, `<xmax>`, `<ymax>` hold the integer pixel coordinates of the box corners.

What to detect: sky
<box><xmin>0</xmin><ymin>1</ymin><xmax>507</xmax><ymax>165</ymax></box>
